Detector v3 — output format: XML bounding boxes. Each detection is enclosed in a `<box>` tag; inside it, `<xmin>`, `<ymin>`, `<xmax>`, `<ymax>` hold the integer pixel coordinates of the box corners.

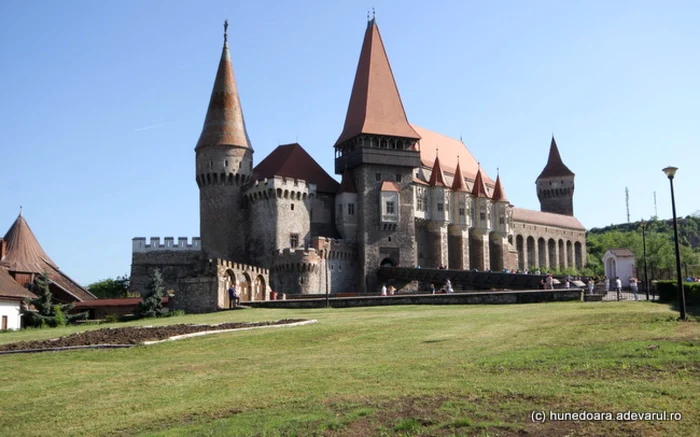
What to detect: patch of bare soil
<box><xmin>0</xmin><ymin>319</ymin><xmax>307</xmax><ymax>353</ymax></box>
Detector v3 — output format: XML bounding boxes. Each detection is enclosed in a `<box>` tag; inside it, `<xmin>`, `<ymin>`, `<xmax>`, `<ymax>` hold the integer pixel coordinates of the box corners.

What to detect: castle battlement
<box><xmin>216</xmin><ymin>258</ymin><xmax>268</xmax><ymax>275</ymax></box>
<box><xmin>132</xmin><ymin>237</ymin><xmax>201</xmax><ymax>253</ymax></box>
<box><xmin>244</xmin><ymin>176</ymin><xmax>317</xmax><ymax>202</ymax></box>
<box><xmin>310</xmin><ymin>236</ymin><xmax>356</xmax><ymax>259</ymax></box>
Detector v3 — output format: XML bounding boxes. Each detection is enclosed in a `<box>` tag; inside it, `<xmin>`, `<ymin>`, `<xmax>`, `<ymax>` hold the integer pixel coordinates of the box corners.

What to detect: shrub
<box><xmin>656</xmin><ymin>280</ymin><xmax>700</xmax><ymax>305</ymax></box>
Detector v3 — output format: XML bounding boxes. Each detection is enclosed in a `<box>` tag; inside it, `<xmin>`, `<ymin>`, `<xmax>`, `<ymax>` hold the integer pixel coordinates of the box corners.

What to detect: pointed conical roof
<box><xmin>428</xmin><ymin>155</ymin><xmax>447</xmax><ymax>187</ymax></box>
<box><xmin>1</xmin><ymin>213</ymin><xmax>56</xmax><ymax>272</ymax></box>
<box><xmin>334</xmin><ymin>19</ymin><xmax>420</xmax><ymax>146</ymax></box>
<box><xmin>451</xmin><ymin>160</ymin><xmax>468</xmax><ymax>192</ymax></box>
<box><xmin>195</xmin><ymin>25</ymin><xmax>252</xmax><ymax>152</ymax></box>
<box><xmin>1</xmin><ymin>213</ymin><xmax>95</xmax><ymax>301</ymax></box>
<box><xmin>491</xmin><ymin>174</ymin><xmax>508</xmax><ymax>202</ymax></box>
<box><xmin>338</xmin><ymin>170</ymin><xmax>357</xmax><ymax>194</ymax></box>
<box><xmin>537</xmin><ymin>136</ymin><xmax>574</xmax><ymax>179</ymax></box>
<box><xmin>471</xmin><ymin>167</ymin><xmax>490</xmax><ymax>198</ymax></box>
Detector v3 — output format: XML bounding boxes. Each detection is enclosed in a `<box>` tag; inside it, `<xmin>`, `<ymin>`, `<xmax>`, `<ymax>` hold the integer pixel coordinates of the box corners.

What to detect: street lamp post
<box><xmin>640</xmin><ymin>220</ymin><xmax>649</xmax><ymax>301</ymax></box>
<box><xmin>662</xmin><ymin>166</ymin><xmax>686</xmax><ymax>320</ymax></box>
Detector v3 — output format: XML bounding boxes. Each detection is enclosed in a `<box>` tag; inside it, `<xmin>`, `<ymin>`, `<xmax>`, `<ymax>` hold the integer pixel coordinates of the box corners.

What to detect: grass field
<box><xmin>0</xmin><ymin>301</ymin><xmax>698</xmax><ymax>436</ymax></box>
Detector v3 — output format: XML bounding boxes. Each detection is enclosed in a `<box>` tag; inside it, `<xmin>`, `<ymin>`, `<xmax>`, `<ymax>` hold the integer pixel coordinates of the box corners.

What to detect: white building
<box><xmin>602</xmin><ymin>248</ymin><xmax>636</xmax><ymax>288</ymax></box>
<box><xmin>0</xmin><ymin>269</ymin><xmax>35</xmax><ymax>330</ymax></box>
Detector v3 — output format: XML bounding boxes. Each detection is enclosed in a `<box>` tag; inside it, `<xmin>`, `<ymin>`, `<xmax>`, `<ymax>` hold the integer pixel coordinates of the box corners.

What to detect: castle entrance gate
<box><xmin>240</xmin><ymin>273</ymin><xmax>252</xmax><ymax>301</ymax></box>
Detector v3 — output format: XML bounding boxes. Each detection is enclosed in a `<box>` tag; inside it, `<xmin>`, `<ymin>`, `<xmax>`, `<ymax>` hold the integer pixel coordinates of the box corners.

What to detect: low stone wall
<box><xmin>245</xmin><ymin>289</ymin><xmax>583</xmax><ymax>309</ymax></box>
<box><xmin>170</xmin><ymin>277</ymin><xmax>219</xmax><ymax>314</ymax></box>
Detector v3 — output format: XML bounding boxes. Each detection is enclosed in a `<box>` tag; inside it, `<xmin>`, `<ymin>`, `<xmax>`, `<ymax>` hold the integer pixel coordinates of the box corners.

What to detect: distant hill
<box><xmin>585</xmin><ymin>215</ymin><xmax>700</xmax><ymax>278</ymax></box>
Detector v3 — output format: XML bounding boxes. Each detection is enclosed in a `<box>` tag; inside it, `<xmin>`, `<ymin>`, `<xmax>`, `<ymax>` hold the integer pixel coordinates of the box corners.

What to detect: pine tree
<box><xmin>137</xmin><ymin>269</ymin><xmax>167</xmax><ymax>318</ymax></box>
<box><xmin>22</xmin><ymin>272</ymin><xmax>88</xmax><ymax>327</ymax></box>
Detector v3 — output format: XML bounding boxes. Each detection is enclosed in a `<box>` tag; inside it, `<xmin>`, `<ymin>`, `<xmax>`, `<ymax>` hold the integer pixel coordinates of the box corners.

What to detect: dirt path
<box><xmin>0</xmin><ymin>319</ymin><xmax>307</xmax><ymax>352</ymax></box>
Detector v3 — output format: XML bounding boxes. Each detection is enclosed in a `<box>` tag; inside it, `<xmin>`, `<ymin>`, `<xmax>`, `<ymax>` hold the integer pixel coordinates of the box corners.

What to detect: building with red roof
<box><xmin>131</xmin><ymin>18</ymin><xmax>586</xmax><ymax>303</ymax></box>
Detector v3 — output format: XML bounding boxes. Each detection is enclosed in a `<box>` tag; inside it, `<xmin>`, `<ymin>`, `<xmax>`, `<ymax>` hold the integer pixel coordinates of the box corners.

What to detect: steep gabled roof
<box><xmin>1</xmin><ymin>214</ymin><xmax>95</xmax><ymax>301</ymax></box>
<box><xmin>537</xmin><ymin>136</ymin><xmax>574</xmax><ymax>179</ymax></box>
<box><xmin>451</xmin><ymin>160</ymin><xmax>468</xmax><ymax>192</ymax></box>
<box><xmin>512</xmin><ymin>208</ymin><xmax>585</xmax><ymax>230</ymax></box>
<box><xmin>428</xmin><ymin>155</ymin><xmax>447</xmax><ymax>187</ymax></box>
<box><xmin>253</xmin><ymin>143</ymin><xmax>339</xmax><ymax>193</ymax></box>
<box><xmin>334</xmin><ymin>19</ymin><xmax>420</xmax><ymax>146</ymax></box>
<box><xmin>0</xmin><ymin>268</ymin><xmax>36</xmax><ymax>300</ymax></box>
<box><xmin>491</xmin><ymin>175</ymin><xmax>508</xmax><ymax>202</ymax></box>
<box><xmin>338</xmin><ymin>170</ymin><xmax>357</xmax><ymax>194</ymax></box>
<box><xmin>195</xmin><ymin>24</ymin><xmax>252</xmax><ymax>152</ymax></box>
<box><xmin>380</xmin><ymin>181</ymin><xmax>401</xmax><ymax>192</ymax></box>
<box><xmin>411</xmin><ymin>125</ymin><xmax>494</xmax><ymax>186</ymax></box>
<box><xmin>471</xmin><ymin>168</ymin><xmax>490</xmax><ymax>198</ymax></box>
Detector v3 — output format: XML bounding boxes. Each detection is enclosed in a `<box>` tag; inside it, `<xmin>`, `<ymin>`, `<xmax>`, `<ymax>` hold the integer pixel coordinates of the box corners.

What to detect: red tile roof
<box><xmin>471</xmin><ymin>168</ymin><xmax>490</xmax><ymax>198</ymax></box>
<box><xmin>0</xmin><ymin>268</ymin><xmax>36</xmax><ymax>300</ymax></box>
<box><xmin>380</xmin><ymin>181</ymin><xmax>401</xmax><ymax>192</ymax></box>
<box><xmin>335</xmin><ymin>19</ymin><xmax>420</xmax><ymax>146</ymax></box>
<box><xmin>512</xmin><ymin>208</ymin><xmax>585</xmax><ymax>230</ymax></box>
<box><xmin>411</xmin><ymin>125</ymin><xmax>494</xmax><ymax>187</ymax></box>
<box><xmin>428</xmin><ymin>155</ymin><xmax>447</xmax><ymax>187</ymax></box>
<box><xmin>253</xmin><ymin>143</ymin><xmax>339</xmax><ymax>193</ymax></box>
<box><xmin>451</xmin><ymin>160</ymin><xmax>468</xmax><ymax>192</ymax></box>
<box><xmin>491</xmin><ymin>175</ymin><xmax>508</xmax><ymax>202</ymax></box>
<box><xmin>338</xmin><ymin>170</ymin><xmax>357</xmax><ymax>194</ymax></box>
<box><xmin>537</xmin><ymin>136</ymin><xmax>574</xmax><ymax>179</ymax></box>
<box><xmin>1</xmin><ymin>214</ymin><xmax>95</xmax><ymax>301</ymax></box>
<box><xmin>195</xmin><ymin>37</ymin><xmax>252</xmax><ymax>151</ymax></box>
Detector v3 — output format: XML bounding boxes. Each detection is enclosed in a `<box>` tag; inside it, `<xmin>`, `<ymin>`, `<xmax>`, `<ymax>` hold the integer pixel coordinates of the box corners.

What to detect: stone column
<box><xmin>470</xmin><ymin>229</ymin><xmax>490</xmax><ymax>271</ymax></box>
<box><xmin>429</xmin><ymin>222</ymin><xmax>449</xmax><ymax>268</ymax></box>
<box><xmin>448</xmin><ymin>225</ymin><xmax>469</xmax><ymax>270</ymax></box>
<box><xmin>489</xmin><ymin>232</ymin><xmax>508</xmax><ymax>271</ymax></box>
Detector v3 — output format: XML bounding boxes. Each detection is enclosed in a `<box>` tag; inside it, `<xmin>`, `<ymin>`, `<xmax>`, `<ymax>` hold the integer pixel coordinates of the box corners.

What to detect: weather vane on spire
<box><xmin>372</xmin><ymin>7</ymin><xmax>376</xmax><ymax>20</ymax></box>
<box><xmin>224</xmin><ymin>19</ymin><xmax>228</xmax><ymax>44</ymax></box>
<box><xmin>497</xmin><ymin>167</ymin><xmax>500</xmax><ymax>176</ymax></box>
<box><xmin>19</xmin><ymin>205</ymin><xmax>23</xmax><ymax>217</ymax></box>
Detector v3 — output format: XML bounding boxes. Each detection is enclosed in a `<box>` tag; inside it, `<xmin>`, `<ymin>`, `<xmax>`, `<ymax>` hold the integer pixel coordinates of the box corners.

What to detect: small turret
<box><xmin>536</xmin><ymin>136</ymin><xmax>575</xmax><ymax>216</ymax></box>
<box><xmin>196</xmin><ymin>20</ymin><xmax>254</xmax><ymax>261</ymax></box>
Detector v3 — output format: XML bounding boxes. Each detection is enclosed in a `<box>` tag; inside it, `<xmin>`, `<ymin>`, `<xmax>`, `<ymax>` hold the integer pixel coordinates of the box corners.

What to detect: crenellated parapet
<box><xmin>310</xmin><ymin>236</ymin><xmax>356</xmax><ymax>260</ymax></box>
<box><xmin>132</xmin><ymin>237</ymin><xmax>201</xmax><ymax>253</ymax></box>
<box><xmin>216</xmin><ymin>258</ymin><xmax>269</xmax><ymax>276</ymax></box>
<box><xmin>244</xmin><ymin>176</ymin><xmax>317</xmax><ymax>203</ymax></box>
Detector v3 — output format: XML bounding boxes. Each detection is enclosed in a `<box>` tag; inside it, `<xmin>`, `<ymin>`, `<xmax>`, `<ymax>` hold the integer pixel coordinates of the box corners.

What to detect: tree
<box><xmin>87</xmin><ymin>275</ymin><xmax>130</xmax><ymax>299</ymax></box>
<box><xmin>22</xmin><ymin>273</ymin><xmax>88</xmax><ymax>328</ymax></box>
<box><xmin>137</xmin><ymin>269</ymin><xmax>167</xmax><ymax>318</ymax></box>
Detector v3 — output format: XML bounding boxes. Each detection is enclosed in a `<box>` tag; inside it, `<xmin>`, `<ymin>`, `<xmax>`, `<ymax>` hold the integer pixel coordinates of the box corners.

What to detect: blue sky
<box><xmin>1</xmin><ymin>0</ymin><xmax>698</xmax><ymax>286</ymax></box>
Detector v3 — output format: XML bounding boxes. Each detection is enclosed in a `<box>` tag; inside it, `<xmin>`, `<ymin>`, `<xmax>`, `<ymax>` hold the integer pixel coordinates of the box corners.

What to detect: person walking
<box><xmin>630</xmin><ymin>277</ymin><xmax>639</xmax><ymax>301</ymax></box>
<box><xmin>587</xmin><ymin>278</ymin><xmax>594</xmax><ymax>295</ymax></box>
<box><xmin>381</xmin><ymin>284</ymin><xmax>387</xmax><ymax>296</ymax></box>
<box><xmin>615</xmin><ymin>277</ymin><xmax>622</xmax><ymax>301</ymax></box>
<box><xmin>430</xmin><ymin>283</ymin><xmax>436</xmax><ymax>295</ymax></box>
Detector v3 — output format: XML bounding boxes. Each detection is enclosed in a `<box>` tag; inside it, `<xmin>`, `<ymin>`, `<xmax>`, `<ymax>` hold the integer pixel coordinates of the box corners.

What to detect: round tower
<box><xmin>536</xmin><ymin>136</ymin><xmax>575</xmax><ymax>216</ymax></box>
<box><xmin>195</xmin><ymin>21</ymin><xmax>253</xmax><ymax>261</ymax></box>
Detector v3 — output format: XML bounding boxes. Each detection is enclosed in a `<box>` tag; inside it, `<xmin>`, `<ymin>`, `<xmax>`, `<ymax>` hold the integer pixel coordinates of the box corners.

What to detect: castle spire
<box><xmin>428</xmin><ymin>154</ymin><xmax>447</xmax><ymax>187</ymax></box>
<box><xmin>537</xmin><ymin>136</ymin><xmax>574</xmax><ymax>179</ymax></box>
<box><xmin>491</xmin><ymin>173</ymin><xmax>508</xmax><ymax>202</ymax></box>
<box><xmin>451</xmin><ymin>158</ymin><xmax>468</xmax><ymax>192</ymax></box>
<box><xmin>195</xmin><ymin>20</ymin><xmax>252</xmax><ymax>152</ymax></box>
<box><xmin>334</xmin><ymin>18</ymin><xmax>420</xmax><ymax>146</ymax></box>
<box><xmin>471</xmin><ymin>166</ymin><xmax>490</xmax><ymax>198</ymax></box>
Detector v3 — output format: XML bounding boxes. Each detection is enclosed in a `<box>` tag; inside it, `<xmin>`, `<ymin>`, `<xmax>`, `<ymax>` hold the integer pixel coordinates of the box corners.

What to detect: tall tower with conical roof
<box><xmin>334</xmin><ymin>16</ymin><xmax>421</xmax><ymax>293</ymax></box>
<box><xmin>195</xmin><ymin>21</ymin><xmax>254</xmax><ymax>261</ymax></box>
<box><xmin>536</xmin><ymin>136</ymin><xmax>575</xmax><ymax>216</ymax></box>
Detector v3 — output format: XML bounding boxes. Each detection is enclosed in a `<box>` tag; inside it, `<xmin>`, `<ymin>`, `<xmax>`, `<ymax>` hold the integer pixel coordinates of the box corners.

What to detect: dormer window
<box><xmin>380</xmin><ymin>183</ymin><xmax>399</xmax><ymax>223</ymax></box>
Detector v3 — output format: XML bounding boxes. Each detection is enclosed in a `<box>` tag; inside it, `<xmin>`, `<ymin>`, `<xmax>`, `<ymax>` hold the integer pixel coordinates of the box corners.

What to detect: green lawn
<box><xmin>0</xmin><ymin>302</ymin><xmax>698</xmax><ymax>437</ymax></box>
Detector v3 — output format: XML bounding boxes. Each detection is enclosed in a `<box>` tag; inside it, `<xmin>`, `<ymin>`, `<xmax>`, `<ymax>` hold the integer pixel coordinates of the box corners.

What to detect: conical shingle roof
<box><xmin>451</xmin><ymin>160</ymin><xmax>468</xmax><ymax>192</ymax></box>
<box><xmin>537</xmin><ymin>136</ymin><xmax>574</xmax><ymax>179</ymax></box>
<box><xmin>334</xmin><ymin>19</ymin><xmax>420</xmax><ymax>146</ymax></box>
<box><xmin>338</xmin><ymin>170</ymin><xmax>357</xmax><ymax>194</ymax></box>
<box><xmin>428</xmin><ymin>155</ymin><xmax>447</xmax><ymax>187</ymax></box>
<box><xmin>471</xmin><ymin>167</ymin><xmax>490</xmax><ymax>198</ymax></box>
<box><xmin>195</xmin><ymin>23</ymin><xmax>252</xmax><ymax>151</ymax></box>
<box><xmin>1</xmin><ymin>213</ymin><xmax>95</xmax><ymax>301</ymax></box>
<box><xmin>491</xmin><ymin>175</ymin><xmax>508</xmax><ymax>202</ymax></box>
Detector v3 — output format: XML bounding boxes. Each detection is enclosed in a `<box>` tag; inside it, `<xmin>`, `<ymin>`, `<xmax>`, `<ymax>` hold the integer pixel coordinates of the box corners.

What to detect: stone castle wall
<box><xmin>130</xmin><ymin>249</ymin><xmax>202</xmax><ymax>296</ymax></box>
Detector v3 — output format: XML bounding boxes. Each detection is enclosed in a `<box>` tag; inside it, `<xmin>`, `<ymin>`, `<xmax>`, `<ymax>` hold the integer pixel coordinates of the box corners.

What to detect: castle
<box><xmin>130</xmin><ymin>18</ymin><xmax>586</xmax><ymax>309</ymax></box>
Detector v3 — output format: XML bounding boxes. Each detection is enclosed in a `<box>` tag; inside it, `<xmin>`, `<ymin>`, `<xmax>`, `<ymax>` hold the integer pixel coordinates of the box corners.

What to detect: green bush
<box><xmin>656</xmin><ymin>280</ymin><xmax>700</xmax><ymax>305</ymax></box>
